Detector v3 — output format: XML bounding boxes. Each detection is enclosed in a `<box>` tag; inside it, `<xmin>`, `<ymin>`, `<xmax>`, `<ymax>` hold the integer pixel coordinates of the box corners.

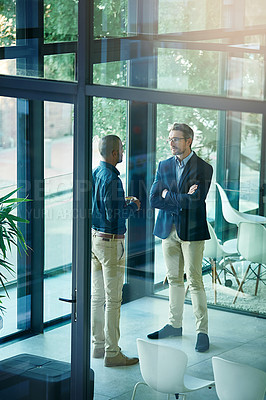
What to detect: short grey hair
<box><xmin>98</xmin><ymin>135</ymin><xmax>121</xmax><ymax>158</ymax></box>
<box><xmin>169</xmin><ymin>123</ymin><xmax>194</xmax><ymax>145</ymax></box>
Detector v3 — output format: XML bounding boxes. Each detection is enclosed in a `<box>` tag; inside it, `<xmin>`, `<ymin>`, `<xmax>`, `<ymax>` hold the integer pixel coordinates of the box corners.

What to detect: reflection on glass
<box><xmin>0</xmin><ymin>97</ymin><xmax>20</xmax><ymax>336</ymax></box>
<box><xmin>94</xmin><ymin>44</ymin><xmax>265</xmax><ymax>100</ymax></box>
<box><xmin>44</xmin><ymin>102</ymin><xmax>73</xmax><ymax>322</ymax></box>
<box><xmin>0</xmin><ymin>1</ymin><xmax>16</xmax><ymax>47</ymax></box>
<box><xmin>44</xmin><ymin>54</ymin><xmax>76</xmax><ymax>81</ymax></box>
<box><xmin>92</xmin><ymin>97</ymin><xmax>127</xmax><ymax>188</ymax></box>
<box><xmin>94</xmin><ymin>0</ymin><xmax>129</xmax><ymax>38</ymax></box>
<box><xmin>93</xmin><ymin>61</ymin><xmax>127</xmax><ymax>86</ymax></box>
<box><xmin>159</xmin><ymin>0</ymin><xmax>223</xmax><ymax>33</ymax></box>
<box><xmin>44</xmin><ymin>0</ymin><xmax>78</xmax><ymax>43</ymax></box>
<box><xmin>0</xmin><ymin>0</ymin><xmax>78</xmax><ymax>79</ymax></box>
<box><xmin>227</xmin><ymin>53</ymin><xmax>264</xmax><ymax>100</ymax></box>
<box><xmin>239</xmin><ymin>113</ymin><xmax>262</xmax><ymax>212</ymax></box>
<box><xmin>245</xmin><ymin>0</ymin><xmax>266</xmax><ymax>26</ymax></box>
<box><xmin>158</xmin><ymin>48</ymin><xmax>219</xmax><ymax>96</ymax></box>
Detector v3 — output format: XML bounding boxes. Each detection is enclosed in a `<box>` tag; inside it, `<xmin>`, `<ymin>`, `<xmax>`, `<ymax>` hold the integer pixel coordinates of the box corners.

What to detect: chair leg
<box><xmin>233</xmin><ymin>264</ymin><xmax>251</xmax><ymax>304</ymax></box>
<box><xmin>230</xmin><ymin>263</ymin><xmax>244</xmax><ymax>293</ymax></box>
<box><xmin>216</xmin><ymin>271</ymin><xmax>222</xmax><ymax>285</ymax></box>
<box><xmin>131</xmin><ymin>382</ymin><xmax>147</xmax><ymax>400</ymax></box>
<box><xmin>211</xmin><ymin>259</ymin><xmax>217</xmax><ymax>304</ymax></box>
<box><xmin>255</xmin><ymin>264</ymin><xmax>261</xmax><ymax>296</ymax></box>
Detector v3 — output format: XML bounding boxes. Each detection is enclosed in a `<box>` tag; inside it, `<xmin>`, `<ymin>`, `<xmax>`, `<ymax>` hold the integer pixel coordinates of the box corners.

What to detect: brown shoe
<box><xmin>92</xmin><ymin>347</ymin><xmax>105</xmax><ymax>359</ymax></box>
<box><xmin>104</xmin><ymin>351</ymin><xmax>139</xmax><ymax>367</ymax></box>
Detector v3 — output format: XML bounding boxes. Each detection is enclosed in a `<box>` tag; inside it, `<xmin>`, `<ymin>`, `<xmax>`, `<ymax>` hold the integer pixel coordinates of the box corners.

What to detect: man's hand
<box><xmin>131</xmin><ymin>197</ymin><xmax>141</xmax><ymax>210</ymax></box>
<box><xmin>187</xmin><ymin>184</ymin><xmax>198</xmax><ymax>195</ymax></box>
<box><xmin>162</xmin><ymin>189</ymin><xmax>169</xmax><ymax>198</ymax></box>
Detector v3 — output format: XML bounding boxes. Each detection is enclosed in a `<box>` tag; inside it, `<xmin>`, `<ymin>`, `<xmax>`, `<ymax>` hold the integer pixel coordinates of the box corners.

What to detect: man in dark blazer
<box><xmin>148</xmin><ymin>123</ymin><xmax>213</xmax><ymax>352</ymax></box>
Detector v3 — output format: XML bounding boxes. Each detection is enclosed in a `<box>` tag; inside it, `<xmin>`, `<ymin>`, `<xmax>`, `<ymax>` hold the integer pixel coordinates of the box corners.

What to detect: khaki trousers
<box><xmin>162</xmin><ymin>226</ymin><xmax>208</xmax><ymax>334</ymax></box>
<box><xmin>91</xmin><ymin>233</ymin><xmax>125</xmax><ymax>357</ymax></box>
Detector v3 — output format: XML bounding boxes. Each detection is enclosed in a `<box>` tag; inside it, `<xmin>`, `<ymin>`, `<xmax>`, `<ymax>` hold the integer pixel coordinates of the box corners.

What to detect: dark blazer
<box><xmin>150</xmin><ymin>153</ymin><xmax>213</xmax><ymax>241</ymax></box>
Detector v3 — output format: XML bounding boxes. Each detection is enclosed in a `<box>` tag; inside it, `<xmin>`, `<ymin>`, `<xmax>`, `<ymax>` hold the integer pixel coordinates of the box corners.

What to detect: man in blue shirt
<box><xmin>148</xmin><ymin>123</ymin><xmax>213</xmax><ymax>352</ymax></box>
<box><xmin>91</xmin><ymin>134</ymin><xmax>140</xmax><ymax>367</ymax></box>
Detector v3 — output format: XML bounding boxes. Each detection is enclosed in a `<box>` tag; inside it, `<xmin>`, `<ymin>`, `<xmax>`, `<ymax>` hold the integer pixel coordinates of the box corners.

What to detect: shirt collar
<box><xmin>176</xmin><ymin>151</ymin><xmax>194</xmax><ymax>168</ymax></box>
<box><xmin>100</xmin><ymin>161</ymin><xmax>120</xmax><ymax>175</ymax></box>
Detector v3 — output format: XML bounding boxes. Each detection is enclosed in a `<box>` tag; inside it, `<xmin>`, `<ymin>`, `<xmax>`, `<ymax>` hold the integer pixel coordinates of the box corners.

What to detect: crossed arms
<box><xmin>150</xmin><ymin>162</ymin><xmax>213</xmax><ymax>213</ymax></box>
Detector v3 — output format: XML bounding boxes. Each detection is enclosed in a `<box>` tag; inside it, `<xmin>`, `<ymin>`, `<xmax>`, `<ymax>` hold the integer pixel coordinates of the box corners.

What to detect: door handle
<box><xmin>59</xmin><ymin>289</ymin><xmax>77</xmax><ymax>321</ymax></box>
<box><xmin>59</xmin><ymin>297</ymin><xmax>76</xmax><ymax>303</ymax></box>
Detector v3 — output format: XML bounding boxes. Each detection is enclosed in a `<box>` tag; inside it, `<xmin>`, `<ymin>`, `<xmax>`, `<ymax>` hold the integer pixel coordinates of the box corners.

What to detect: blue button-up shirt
<box><xmin>92</xmin><ymin>161</ymin><xmax>138</xmax><ymax>234</ymax></box>
<box><xmin>175</xmin><ymin>151</ymin><xmax>194</xmax><ymax>183</ymax></box>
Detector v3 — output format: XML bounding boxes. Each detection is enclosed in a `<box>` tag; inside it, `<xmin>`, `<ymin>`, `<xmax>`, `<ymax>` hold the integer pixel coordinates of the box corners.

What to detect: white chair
<box><xmin>204</xmin><ymin>222</ymin><xmax>240</xmax><ymax>303</ymax></box>
<box><xmin>233</xmin><ymin>222</ymin><xmax>266</xmax><ymax>303</ymax></box>
<box><xmin>212</xmin><ymin>356</ymin><xmax>266</xmax><ymax>400</ymax></box>
<box><xmin>215</xmin><ymin>183</ymin><xmax>266</xmax><ymax>225</ymax></box>
<box><xmin>131</xmin><ymin>339</ymin><xmax>214</xmax><ymax>400</ymax></box>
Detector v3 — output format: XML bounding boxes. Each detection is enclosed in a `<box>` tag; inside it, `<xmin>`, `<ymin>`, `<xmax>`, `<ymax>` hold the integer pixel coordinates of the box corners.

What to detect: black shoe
<box><xmin>147</xmin><ymin>324</ymin><xmax>182</xmax><ymax>339</ymax></box>
<box><xmin>195</xmin><ymin>333</ymin><xmax>209</xmax><ymax>352</ymax></box>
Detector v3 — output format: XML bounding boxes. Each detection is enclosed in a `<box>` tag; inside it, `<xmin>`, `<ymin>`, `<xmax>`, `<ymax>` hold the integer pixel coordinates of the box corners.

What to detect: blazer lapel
<box><xmin>178</xmin><ymin>153</ymin><xmax>197</xmax><ymax>190</ymax></box>
<box><xmin>167</xmin><ymin>157</ymin><xmax>178</xmax><ymax>191</ymax></box>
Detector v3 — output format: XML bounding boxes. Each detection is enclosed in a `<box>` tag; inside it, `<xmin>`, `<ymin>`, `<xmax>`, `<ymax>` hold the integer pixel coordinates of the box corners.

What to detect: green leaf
<box><xmin>0</xmin><ymin>188</ymin><xmax>19</xmax><ymax>203</ymax></box>
<box><xmin>0</xmin><ymin>187</ymin><xmax>29</xmax><ymax>309</ymax></box>
<box><xmin>0</xmin><ymin>227</ymin><xmax>6</xmax><ymax>258</ymax></box>
<box><xmin>2</xmin><ymin>197</ymin><xmax>31</xmax><ymax>204</ymax></box>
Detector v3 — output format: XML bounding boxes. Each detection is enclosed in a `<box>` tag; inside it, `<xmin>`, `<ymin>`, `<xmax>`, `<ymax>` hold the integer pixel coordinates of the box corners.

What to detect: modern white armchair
<box><xmin>233</xmin><ymin>221</ymin><xmax>266</xmax><ymax>303</ymax></box>
<box><xmin>204</xmin><ymin>222</ymin><xmax>239</xmax><ymax>303</ymax></box>
<box><xmin>212</xmin><ymin>356</ymin><xmax>266</xmax><ymax>400</ymax></box>
<box><xmin>215</xmin><ymin>183</ymin><xmax>266</xmax><ymax>226</ymax></box>
<box><xmin>131</xmin><ymin>339</ymin><xmax>214</xmax><ymax>400</ymax></box>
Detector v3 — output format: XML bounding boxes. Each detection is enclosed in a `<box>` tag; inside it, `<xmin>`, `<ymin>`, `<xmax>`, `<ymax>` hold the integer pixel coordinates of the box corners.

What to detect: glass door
<box><xmin>0</xmin><ymin>96</ymin><xmax>92</xmax><ymax>400</ymax></box>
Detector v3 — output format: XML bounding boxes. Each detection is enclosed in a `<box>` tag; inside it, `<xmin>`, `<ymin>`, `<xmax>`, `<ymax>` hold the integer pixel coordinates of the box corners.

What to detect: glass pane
<box><xmin>44</xmin><ymin>0</ymin><xmax>78</xmax><ymax>43</ymax></box>
<box><xmin>245</xmin><ymin>0</ymin><xmax>266</xmax><ymax>26</ymax></box>
<box><xmin>159</xmin><ymin>0</ymin><xmax>223</xmax><ymax>33</ymax></box>
<box><xmin>0</xmin><ymin>0</ymin><xmax>77</xmax><ymax>81</ymax></box>
<box><xmin>44</xmin><ymin>101</ymin><xmax>74</xmax><ymax>322</ymax></box>
<box><xmin>92</xmin><ymin>96</ymin><xmax>127</xmax><ymax>187</ymax></box>
<box><xmin>154</xmin><ymin>104</ymin><xmax>265</xmax><ymax>318</ymax></box>
<box><xmin>93</xmin><ymin>42</ymin><xmax>265</xmax><ymax>99</ymax></box>
<box><xmin>0</xmin><ymin>1</ymin><xmax>16</xmax><ymax>47</ymax></box>
<box><xmin>92</xmin><ymin>1</ymin><xmax>266</xmax><ymax>99</ymax></box>
<box><xmin>0</xmin><ymin>96</ymin><xmax>19</xmax><ymax>336</ymax></box>
<box><xmin>155</xmin><ymin>104</ymin><xmax>218</xmax><ymax>285</ymax></box>
<box><xmin>44</xmin><ymin>54</ymin><xmax>76</xmax><ymax>81</ymax></box>
<box><xmin>0</xmin><ymin>96</ymin><xmax>73</xmax><ymax>400</ymax></box>
<box><xmin>158</xmin><ymin>48</ymin><xmax>220</xmax><ymax>96</ymax></box>
<box><xmin>239</xmin><ymin>113</ymin><xmax>262</xmax><ymax>212</ymax></box>
<box><xmin>94</xmin><ymin>0</ymin><xmax>129</xmax><ymax>38</ymax></box>
<box><xmin>90</xmin><ymin>97</ymin><xmax>265</xmax><ymax>400</ymax></box>
<box><xmin>93</xmin><ymin>61</ymin><xmax>127</xmax><ymax>86</ymax></box>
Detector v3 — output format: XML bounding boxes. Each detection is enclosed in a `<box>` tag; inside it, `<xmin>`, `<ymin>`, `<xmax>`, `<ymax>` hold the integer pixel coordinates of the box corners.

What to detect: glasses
<box><xmin>166</xmin><ymin>137</ymin><xmax>186</xmax><ymax>144</ymax></box>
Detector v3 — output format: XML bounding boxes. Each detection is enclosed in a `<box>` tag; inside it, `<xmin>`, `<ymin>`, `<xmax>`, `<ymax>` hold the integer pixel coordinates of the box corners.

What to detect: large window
<box><xmin>0</xmin><ymin>0</ymin><xmax>266</xmax><ymax>399</ymax></box>
<box><xmin>0</xmin><ymin>0</ymin><xmax>77</xmax><ymax>80</ymax></box>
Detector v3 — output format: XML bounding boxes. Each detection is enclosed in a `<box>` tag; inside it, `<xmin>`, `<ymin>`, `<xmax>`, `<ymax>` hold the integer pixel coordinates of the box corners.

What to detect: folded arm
<box><xmin>150</xmin><ymin>162</ymin><xmax>213</xmax><ymax>212</ymax></box>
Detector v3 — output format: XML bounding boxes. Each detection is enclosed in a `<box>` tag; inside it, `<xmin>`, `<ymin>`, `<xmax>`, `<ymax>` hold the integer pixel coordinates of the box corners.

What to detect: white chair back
<box><xmin>215</xmin><ymin>183</ymin><xmax>247</xmax><ymax>226</ymax></box>
<box><xmin>137</xmin><ymin>338</ymin><xmax>187</xmax><ymax>394</ymax></box>
<box><xmin>204</xmin><ymin>222</ymin><xmax>224</xmax><ymax>260</ymax></box>
<box><xmin>237</xmin><ymin>222</ymin><xmax>266</xmax><ymax>264</ymax></box>
<box><xmin>212</xmin><ymin>356</ymin><xmax>266</xmax><ymax>400</ymax></box>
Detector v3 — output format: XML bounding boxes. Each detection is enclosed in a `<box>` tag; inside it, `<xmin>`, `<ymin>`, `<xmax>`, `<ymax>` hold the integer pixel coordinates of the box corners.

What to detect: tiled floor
<box><xmin>0</xmin><ymin>296</ymin><xmax>266</xmax><ymax>399</ymax></box>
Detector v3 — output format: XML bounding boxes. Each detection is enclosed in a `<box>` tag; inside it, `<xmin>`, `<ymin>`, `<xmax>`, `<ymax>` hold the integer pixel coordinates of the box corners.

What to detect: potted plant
<box><xmin>0</xmin><ymin>188</ymin><xmax>29</xmax><ymax>321</ymax></box>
